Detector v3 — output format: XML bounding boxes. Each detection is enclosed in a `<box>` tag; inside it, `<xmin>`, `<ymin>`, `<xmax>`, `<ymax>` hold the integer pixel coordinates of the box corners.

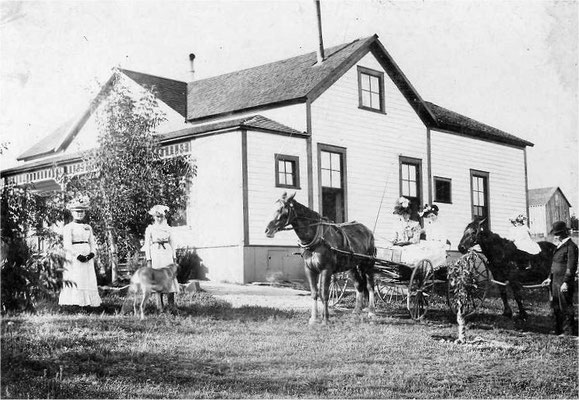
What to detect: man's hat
<box><xmin>550</xmin><ymin>221</ymin><xmax>569</xmax><ymax>235</ymax></box>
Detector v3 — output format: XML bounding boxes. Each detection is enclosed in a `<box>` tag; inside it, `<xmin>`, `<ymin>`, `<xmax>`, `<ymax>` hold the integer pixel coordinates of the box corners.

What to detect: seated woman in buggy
<box><xmin>379</xmin><ymin>197</ymin><xmax>448</xmax><ymax>269</ymax></box>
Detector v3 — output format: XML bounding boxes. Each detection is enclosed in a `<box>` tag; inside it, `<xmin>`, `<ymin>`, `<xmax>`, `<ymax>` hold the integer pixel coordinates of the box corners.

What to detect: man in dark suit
<box><xmin>544</xmin><ymin>221</ymin><xmax>578</xmax><ymax>335</ymax></box>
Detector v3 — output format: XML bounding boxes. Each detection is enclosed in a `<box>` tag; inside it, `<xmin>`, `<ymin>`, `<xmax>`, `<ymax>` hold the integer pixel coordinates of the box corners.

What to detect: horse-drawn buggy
<box><xmin>266</xmin><ymin>192</ymin><xmax>554</xmax><ymax>324</ymax></box>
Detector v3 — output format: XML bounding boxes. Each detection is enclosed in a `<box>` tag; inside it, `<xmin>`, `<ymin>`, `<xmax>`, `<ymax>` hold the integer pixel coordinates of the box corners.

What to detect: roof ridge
<box><xmin>120</xmin><ymin>68</ymin><xmax>185</xmax><ymax>84</ymax></box>
<box><xmin>189</xmin><ymin>36</ymin><xmax>374</xmax><ymax>84</ymax></box>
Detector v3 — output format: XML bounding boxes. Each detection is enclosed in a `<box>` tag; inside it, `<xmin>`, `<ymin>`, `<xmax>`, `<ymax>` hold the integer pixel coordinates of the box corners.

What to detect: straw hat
<box><xmin>148</xmin><ymin>205</ymin><xmax>169</xmax><ymax>217</ymax></box>
<box><xmin>67</xmin><ymin>196</ymin><xmax>90</xmax><ymax>211</ymax></box>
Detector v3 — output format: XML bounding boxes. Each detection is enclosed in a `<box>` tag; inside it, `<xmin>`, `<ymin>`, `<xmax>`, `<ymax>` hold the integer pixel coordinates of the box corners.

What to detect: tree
<box><xmin>1</xmin><ymin>185</ymin><xmax>68</xmax><ymax>312</ymax></box>
<box><xmin>570</xmin><ymin>214</ymin><xmax>578</xmax><ymax>231</ymax></box>
<box><xmin>69</xmin><ymin>72</ymin><xmax>195</xmax><ymax>282</ymax></box>
<box><xmin>447</xmin><ymin>253</ymin><xmax>479</xmax><ymax>343</ymax></box>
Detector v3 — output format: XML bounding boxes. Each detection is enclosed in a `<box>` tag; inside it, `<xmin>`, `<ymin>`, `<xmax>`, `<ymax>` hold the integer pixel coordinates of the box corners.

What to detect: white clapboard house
<box><xmin>1</xmin><ymin>34</ymin><xmax>534</xmax><ymax>283</ymax></box>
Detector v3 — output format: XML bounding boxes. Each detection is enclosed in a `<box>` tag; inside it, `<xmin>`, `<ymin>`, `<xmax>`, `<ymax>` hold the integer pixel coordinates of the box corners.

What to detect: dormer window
<box><xmin>357</xmin><ymin>66</ymin><xmax>385</xmax><ymax>113</ymax></box>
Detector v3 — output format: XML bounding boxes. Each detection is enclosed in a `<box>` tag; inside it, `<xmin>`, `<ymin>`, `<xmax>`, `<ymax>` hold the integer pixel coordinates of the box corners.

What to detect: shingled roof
<box><xmin>121</xmin><ymin>69</ymin><xmax>187</xmax><ymax>118</ymax></box>
<box><xmin>16</xmin><ymin>69</ymin><xmax>187</xmax><ymax>162</ymax></box>
<box><xmin>2</xmin><ymin>115</ymin><xmax>303</xmax><ymax>177</ymax></box>
<box><xmin>17</xmin><ymin>117</ymin><xmax>79</xmax><ymax>161</ymax></box>
<box><xmin>163</xmin><ymin>115</ymin><xmax>306</xmax><ymax>143</ymax></box>
<box><xmin>528</xmin><ymin>187</ymin><xmax>571</xmax><ymax>207</ymax></box>
<box><xmin>425</xmin><ymin>102</ymin><xmax>534</xmax><ymax>147</ymax></box>
<box><xmin>187</xmin><ymin>36</ymin><xmax>377</xmax><ymax>121</ymax></box>
<box><xmin>14</xmin><ymin>34</ymin><xmax>534</xmax><ymax>166</ymax></box>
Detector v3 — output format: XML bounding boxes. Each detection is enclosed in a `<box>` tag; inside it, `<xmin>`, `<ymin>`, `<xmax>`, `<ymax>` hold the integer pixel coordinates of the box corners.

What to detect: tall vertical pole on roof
<box><xmin>314</xmin><ymin>0</ymin><xmax>325</xmax><ymax>64</ymax></box>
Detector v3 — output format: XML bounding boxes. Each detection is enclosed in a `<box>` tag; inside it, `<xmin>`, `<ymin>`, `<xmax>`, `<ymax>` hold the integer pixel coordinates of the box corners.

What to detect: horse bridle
<box><xmin>277</xmin><ymin>200</ymin><xmax>326</xmax><ymax>250</ymax></box>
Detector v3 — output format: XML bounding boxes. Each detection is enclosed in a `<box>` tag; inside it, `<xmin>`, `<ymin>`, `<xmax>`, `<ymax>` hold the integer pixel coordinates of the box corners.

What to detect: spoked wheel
<box><xmin>328</xmin><ymin>272</ymin><xmax>349</xmax><ymax>307</ymax></box>
<box><xmin>407</xmin><ymin>259</ymin><xmax>434</xmax><ymax>320</ymax></box>
<box><xmin>447</xmin><ymin>251</ymin><xmax>491</xmax><ymax>317</ymax></box>
<box><xmin>375</xmin><ymin>279</ymin><xmax>406</xmax><ymax>304</ymax></box>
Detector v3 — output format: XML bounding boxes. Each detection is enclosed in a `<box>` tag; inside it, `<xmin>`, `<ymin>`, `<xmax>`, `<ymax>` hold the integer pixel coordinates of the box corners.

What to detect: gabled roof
<box><xmin>187</xmin><ymin>36</ymin><xmax>379</xmax><ymax>121</ymax></box>
<box><xmin>528</xmin><ymin>187</ymin><xmax>571</xmax><ymax>207</ymax></box>
<box><xmin>16</xmin><ymin>117</ymin><xmax>79</xmax><ymax>161</ymax></box>
<box><xmin>186</xmin><ymin>34</ymin><xmax>531</xmax><ymax>148</ymax></box>
<box><xmin>120</xmin><ymin>69</ymin><xmax>187</xmax><ymax>118</ymax></box>
<box><xmin>16</xmin><ymin>69</ymin><xmax>187</xmax><ymax>162</ymax></box>
<box><xmin>425</xmin><ymin>102</ymin><xmax>534</xmax><ymax>147</ymax></box>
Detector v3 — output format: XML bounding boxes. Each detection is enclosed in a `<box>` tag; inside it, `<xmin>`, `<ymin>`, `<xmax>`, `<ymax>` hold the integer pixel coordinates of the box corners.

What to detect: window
<box><xmin>470</xmin><ymin>169</ymin><xmax>490</xmax><ymax>227</ymax></box>
<box><xmin>433</xmin><ymin>176</ymin><xmax>452</xmax><ymax>203</ymax></box>
<box><xmin>357</xmin><ymin>66</ymin><xmax>385</xmax><ymax>113</ymax></box>
<box><xmin>318</xmin><ymin>145</ymin><xmax>347</xmax><ymax>223</ymax></box>
<box><xmin>275</xmin><ymin>154</ymin><xmax>300</xmax><ymax>189</ymax></box>
<box><xmin>399</xmin><ymin>156</ymin><xmax>422</xmax><ymax>218</ymax></box>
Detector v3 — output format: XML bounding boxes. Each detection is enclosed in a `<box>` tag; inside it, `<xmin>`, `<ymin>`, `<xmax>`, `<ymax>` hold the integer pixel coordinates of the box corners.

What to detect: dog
<box><xmin>129</xmin><ymin>263</ymin><xmax>178</xmax><ymax>320</ymax></box>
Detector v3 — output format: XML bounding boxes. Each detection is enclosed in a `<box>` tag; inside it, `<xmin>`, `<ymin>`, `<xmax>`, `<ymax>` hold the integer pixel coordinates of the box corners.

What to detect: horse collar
<box><xmin>298</xmin><ymin>222</ymin><xmax>324</xmax><ymax>250</ymax></box>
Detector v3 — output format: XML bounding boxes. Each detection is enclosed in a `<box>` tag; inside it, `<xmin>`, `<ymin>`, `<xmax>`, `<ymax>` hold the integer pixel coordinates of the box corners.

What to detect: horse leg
<box><xmin>319</xmin><ymin>269</ymin><xmax>332</xmax><ymax>325</ymax></box>
<box><xmin>498</xmin><ymin>285</ymin><xmax>513</xmax><ymax>318</ymax></box>
<box><xmin>305</xmin><ymin>268</ymin><xmax>319</xmax><ymax>324</ymax></box>
<box><xmin>364</xmin><ymin>266</ymin><xmax>376</xmax><ymax>318</ymax></box>
<box><xmin>351</xmin><ymin>269</ymin><xmax>365</xmax><ymax>314</ymax></box>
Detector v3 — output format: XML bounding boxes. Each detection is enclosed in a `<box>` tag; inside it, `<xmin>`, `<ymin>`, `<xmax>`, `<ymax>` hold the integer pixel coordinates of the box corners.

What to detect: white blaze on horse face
<box><xmin>265</xmin><ymin>201</ymin><xmax>287</xmax><ymax>238</ymax></box>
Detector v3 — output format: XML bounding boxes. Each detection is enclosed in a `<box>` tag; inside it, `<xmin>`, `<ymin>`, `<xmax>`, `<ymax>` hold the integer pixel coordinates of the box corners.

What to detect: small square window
<box><xmin>358</xmin><ymin>66</ymin><xmax>385</xmax><ymax>113</ymax></box>
<box><xmin>433</xmin><ymin>177</ymin><xmax>452</xmax><ymax>204</ymax></box>
<box><xmin>275</xmin><ymin>154</ymin><xmax>300</xmax><ymax>189</ymax></box>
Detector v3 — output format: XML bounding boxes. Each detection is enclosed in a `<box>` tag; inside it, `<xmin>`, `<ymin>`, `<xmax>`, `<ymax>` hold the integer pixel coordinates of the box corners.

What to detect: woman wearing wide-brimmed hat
<box><xmin>143</xmin><ymin>205</ymin><xmax>180</xmax><ymax>309</ymax></box>
<box><xmin>58</xmin><ymin>196</ymin><xmax>102</xmax><ymax>309</ymax></box>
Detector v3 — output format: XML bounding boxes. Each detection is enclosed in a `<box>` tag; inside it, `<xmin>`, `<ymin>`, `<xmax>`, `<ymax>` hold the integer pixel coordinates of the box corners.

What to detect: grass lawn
<box><xmin>1</xmin><ymin>286</ymin><xmax>577</xmax><ymax>399</ymax></box>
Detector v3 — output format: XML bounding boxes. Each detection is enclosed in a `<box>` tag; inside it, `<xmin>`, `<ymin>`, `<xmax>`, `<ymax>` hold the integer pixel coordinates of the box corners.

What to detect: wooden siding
<box><xmin>187</xmin><ymin>132</ymin><xmax>244</xmax><ymax>248</ymax></box>
<box><xmin>310</xmin><ymin>53</ymin><xmax>427</xmax><ymax>247</ymax></box>
<box><xmin>430</xmin><ymin>129</ymin><xmax>527</xmax><ymax>245</ymax></box>
<box><xmin>529</xmin><ymin>205</ymin><xmax>547</xmax><ymax>236</ymax></box>
<box><xmin>245</xmin><ymin>129</ymin><xmax>309</xmax><ymax>246</ymax></box>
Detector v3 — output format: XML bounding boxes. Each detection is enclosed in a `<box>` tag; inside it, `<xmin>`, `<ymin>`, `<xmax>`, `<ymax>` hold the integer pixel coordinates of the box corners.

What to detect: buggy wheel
<box><xmin>328</xmin><ymin>272</ymin><xmax>349</xmax><ymax>307</ymax></box>
<box><xmin>407</xmin><ymin>259</ymin><xmax>434</xmax><ymax>320</ymax></box>
<box><xmin>447</xmin><ymin>251</ymin><xmax>490</xmax><ymax>317</ymax></box>
<box><xmin>375</xmin><ymin>279</ymin><xmax>406</xmax><ymax>304</ymax></box>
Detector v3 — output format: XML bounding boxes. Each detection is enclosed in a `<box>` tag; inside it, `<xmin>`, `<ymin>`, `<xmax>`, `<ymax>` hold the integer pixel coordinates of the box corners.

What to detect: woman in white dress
<box><xmin>507</xmin><ymin>213</ymin><xmax>541</xmax><ymax>255</ymax></box>
<box><xmin>387</xmin><ymin>197</ymin><xmax>423</xmax><ymax>264</ymax></box>
<box><xmin>143</xmin><ymin>205</ymin><xmax>180</xmax><ymax>308</ymax></box>
<box><xmin>417</xmin><ymin>204</ymin><xmax>448</xmax><ymax>268</ymax></box>
<box><xmin>59</xmin><ymin>196</ymin><xmax>102</xmax><ymax>309</ymax></box>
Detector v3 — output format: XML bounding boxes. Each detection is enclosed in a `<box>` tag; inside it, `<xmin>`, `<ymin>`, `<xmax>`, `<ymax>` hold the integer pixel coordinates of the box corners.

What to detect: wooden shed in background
<box><xmin>528</xmin><ymin>187</ymin><xmax>572</xmax><ymax>238</ymax></box>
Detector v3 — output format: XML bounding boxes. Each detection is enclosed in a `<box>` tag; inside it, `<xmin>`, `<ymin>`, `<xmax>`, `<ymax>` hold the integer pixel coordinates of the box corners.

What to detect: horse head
<box><xmin>458</xmin><ymin>218</ymin><xmax>486</xmax><ymax>254</ymax></box>
<box><xmin>265</xmin><ymin>192</ymin><xmax>296</xmax><ymax>238</ymax></box>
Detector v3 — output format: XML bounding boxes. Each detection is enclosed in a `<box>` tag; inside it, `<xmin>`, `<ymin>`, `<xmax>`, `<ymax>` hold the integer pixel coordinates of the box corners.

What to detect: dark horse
<box><xmin>265</xmin><ymin>192</ymin><xmax>376</xmax><ymax>324</ymax></box>
<box><xmin>458</xmin><ymin>218</ymin><xmax>555</xmax><ymax>319</ymax></box>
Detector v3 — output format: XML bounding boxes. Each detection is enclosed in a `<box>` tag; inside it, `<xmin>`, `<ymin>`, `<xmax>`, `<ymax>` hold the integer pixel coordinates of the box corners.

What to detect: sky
<box><xmin>1</xmin><ymin>0</ymin><xmax>577</xmax><ymax>210</ymax></box>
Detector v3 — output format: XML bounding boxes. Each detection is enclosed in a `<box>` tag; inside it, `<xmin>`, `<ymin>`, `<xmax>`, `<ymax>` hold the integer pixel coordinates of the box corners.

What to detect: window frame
<box><xmin>274</xmin><ymin>154</ymin><xmax>301</xmax><ymax>189</ymax></box>
<box><xmin>357</xmin><ymin>66</ymin><xmax>386</xmax><ymax>114</ymax></box>
<box><xmin>433</xmin><ymin>176</ymin><xmax>452</xmax><ymax>204</ymax></box>
<box><xmin>470</xmin><ymin>169</ymin><xmax>490</xmax><ymax>228</ymax></box>
<box><xmin>399</xmin><ymin>156</ymin><xmax>422</xmax><ymax>201</ymax></box>
<box><xmin>317</xmin><ymin>143</ymin><xmax>348</xmax><ymax>222</ymax></box>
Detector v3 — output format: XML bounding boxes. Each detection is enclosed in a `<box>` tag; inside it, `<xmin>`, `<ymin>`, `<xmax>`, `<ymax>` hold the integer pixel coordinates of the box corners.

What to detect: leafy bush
<box><xmin>1</xmin><ymin>231</ymin><xmax>69</xmax><ymax>313</ymax></box>
<box><xmin>176</xmin><ymin>247</ymin><xmax>206</xmax><ymax>283</ymax></box>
